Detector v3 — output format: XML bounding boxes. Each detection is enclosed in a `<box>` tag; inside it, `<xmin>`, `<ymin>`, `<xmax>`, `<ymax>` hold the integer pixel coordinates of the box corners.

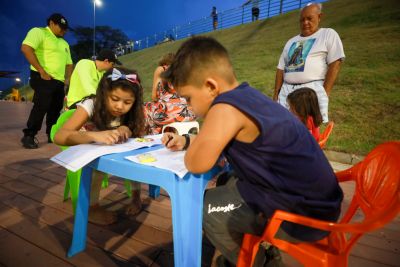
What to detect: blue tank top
<box><xmin>212</xmin><ymin>82</ymin><xmax>343</xmax><ymax>241</ymax></box>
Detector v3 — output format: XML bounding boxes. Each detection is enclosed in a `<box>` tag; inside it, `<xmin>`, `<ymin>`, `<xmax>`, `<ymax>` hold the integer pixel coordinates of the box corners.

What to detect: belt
<box><xmin>285</xmin><ymin>79</ymin><xmax>324</xmax><ymax>86</ymax></box>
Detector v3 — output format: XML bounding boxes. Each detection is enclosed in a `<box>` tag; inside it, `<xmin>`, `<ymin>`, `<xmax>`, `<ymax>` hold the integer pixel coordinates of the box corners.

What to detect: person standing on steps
<box><xmin>243</xmin><ymin>0</ymin><xmax>260</xmax><ymax>22</ymax></box>
<box><xmin>211</xmin><ymin>6</ymin><xmax>218</xmax><ymax>31</ymax></box>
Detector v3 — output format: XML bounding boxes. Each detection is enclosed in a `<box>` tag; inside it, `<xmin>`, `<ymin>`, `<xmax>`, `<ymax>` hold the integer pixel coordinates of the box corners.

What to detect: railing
<box><xmin>133</xmin><ymin>0</ymin><xmax>327</xmax><ymax>51</ymax></box>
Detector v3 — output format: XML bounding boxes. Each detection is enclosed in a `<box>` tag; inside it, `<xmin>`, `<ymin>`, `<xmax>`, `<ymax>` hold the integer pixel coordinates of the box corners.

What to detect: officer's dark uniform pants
<box><xmin>23</xmin><ymin>70</ymin><xmax>65</xmax><ymax>137</ymax></box>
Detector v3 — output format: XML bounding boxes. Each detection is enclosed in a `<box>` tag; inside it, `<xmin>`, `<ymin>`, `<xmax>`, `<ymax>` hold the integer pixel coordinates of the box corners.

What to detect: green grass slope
<box><xmin>119</xmin><ymin>0</ymin><xmax>399</xmax><ymax>154</ymax></box>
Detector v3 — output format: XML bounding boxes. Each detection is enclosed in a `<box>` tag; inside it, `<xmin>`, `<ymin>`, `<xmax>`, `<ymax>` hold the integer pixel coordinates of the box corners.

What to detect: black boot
<box><xmin>21</xmin><ymin>135</ymin><xmax>38</xmax><ymax>149</ymax></box>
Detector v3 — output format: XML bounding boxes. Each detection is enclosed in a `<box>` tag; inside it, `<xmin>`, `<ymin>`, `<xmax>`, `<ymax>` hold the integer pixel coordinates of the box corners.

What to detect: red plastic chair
<box><xmin>237</xmin><ymin>141</ymin><xmax>400</xmax><ymax>267</ymax></box>
<box><xmin>318</xmin><ymin>121</ymin><xmax>334</xmax><ymax>148</ymax></box>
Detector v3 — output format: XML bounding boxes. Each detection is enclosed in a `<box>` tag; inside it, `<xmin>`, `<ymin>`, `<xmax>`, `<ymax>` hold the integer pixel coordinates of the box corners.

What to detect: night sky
<box><xmin>0</xmin><ymin>0</ymin><xmax>245</xmax><ymax>91</ymax></box>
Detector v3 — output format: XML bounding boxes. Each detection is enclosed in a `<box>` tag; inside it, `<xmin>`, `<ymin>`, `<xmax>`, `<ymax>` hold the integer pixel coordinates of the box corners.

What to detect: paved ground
<box><xmin>0</xmin><ymin>101</ymin><xmax>398</xmax><ymax>267</ymax></box>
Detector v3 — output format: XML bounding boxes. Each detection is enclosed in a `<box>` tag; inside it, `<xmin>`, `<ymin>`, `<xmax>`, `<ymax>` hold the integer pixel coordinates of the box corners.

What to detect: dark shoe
<box><xmin>47</xmin><ymin>134</ymin><xmax>52</xmax><ymax>143</ymax></box>
<box><xmin>21</xmin><ymin>135</ymin><xmax>38</xmax><ymax>149</ymax></box>
<box><xmin>264</xmin><ymin>246</ymin><xmax>283</xmax><ymax>267</ymax></box>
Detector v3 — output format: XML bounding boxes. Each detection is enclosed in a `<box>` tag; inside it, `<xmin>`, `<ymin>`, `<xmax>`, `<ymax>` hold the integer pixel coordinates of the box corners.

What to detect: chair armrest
<box><xmin>335</xmin><ymin>162</ymin><xmax>360</xmax><ymax>182</ymax></box>
<box><xmin>267</xmin><ymin>210</ymin><xmax>373</xmax><ymax>236</ymax></box>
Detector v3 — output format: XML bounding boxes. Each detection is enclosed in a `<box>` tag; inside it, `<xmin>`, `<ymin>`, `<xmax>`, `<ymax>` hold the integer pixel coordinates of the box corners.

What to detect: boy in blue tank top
<box><xmin>161</xmin><ymin>36</ymin><xmax>343</xmax><ymax>267</ymax></box>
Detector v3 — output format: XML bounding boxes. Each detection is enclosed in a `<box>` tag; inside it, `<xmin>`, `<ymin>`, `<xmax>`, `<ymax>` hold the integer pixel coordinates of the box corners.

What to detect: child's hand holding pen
<box><xmin>162</xmin><ymin>133</ymin><xmax>185</xmax><ymax>151</ymax></box>
<box><xmin>165</xmin><ymin>135</ymin><xmax>173</xmax><ymax>147</ymax></box>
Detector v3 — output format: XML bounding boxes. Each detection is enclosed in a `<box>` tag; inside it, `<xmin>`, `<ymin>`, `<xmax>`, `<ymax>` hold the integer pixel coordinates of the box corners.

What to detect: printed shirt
<box><xmin>67</xmin><ymin>59</ymin><xmax>105</xmax><ymax>107</ymax></box>
<box><xmin>22</xmin><ymin>27</ymin><xmax>72</xmax><ymax>82</ymax></box>
<box><xmin>277</xmin><ymin>28</ymin><xmax>345</xmax><ymax>84</ymax></box>
<box><xmin>212</xmin><ymin>82</ymin><xmax>343</xmax><ymax>241</ymax></box>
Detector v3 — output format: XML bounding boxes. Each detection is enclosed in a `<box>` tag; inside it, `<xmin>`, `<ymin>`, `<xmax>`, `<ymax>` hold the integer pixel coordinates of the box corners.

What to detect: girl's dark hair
<box><xmin>158</xmin><ymin>53</ymin><xmax>175</xmax><ymax>66</ymax></box>
<box><xmin>158</xmin><ymin>53</ymin><xmax>175</xmax><ymax>94</ymax></box>
<box><xmin>287</xmin><ymin>87</ymin><xmax>323</xmax><ymax>127</ymax></box>
<box><xmin>92</xmin><ymin>67</ymin><xmax>145</xmax><ymax>137</ymax></box>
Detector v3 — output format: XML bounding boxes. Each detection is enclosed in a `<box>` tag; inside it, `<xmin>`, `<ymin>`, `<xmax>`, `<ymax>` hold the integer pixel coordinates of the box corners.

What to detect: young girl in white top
<box><xmin>54</xmin><ymin>67</ymin><xmax>145</xmax><ymax>225</ymax></box>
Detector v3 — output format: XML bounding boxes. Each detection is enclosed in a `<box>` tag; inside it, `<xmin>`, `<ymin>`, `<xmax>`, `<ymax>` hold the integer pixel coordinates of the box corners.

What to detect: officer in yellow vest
<box><xmin>21</xmin><ymin>13</ymin><xmax>74</xmax><ymax>149</ymax></box>
<box><xmin>66</xmin><ymin>49</ymin><xmax>121</xmax><ymax>109</ymax></box>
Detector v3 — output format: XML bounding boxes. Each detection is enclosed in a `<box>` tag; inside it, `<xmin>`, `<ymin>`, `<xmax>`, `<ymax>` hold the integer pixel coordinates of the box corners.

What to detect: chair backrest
<box><xmin>318</xmin><ymin>121</ymin><xmax>334</xmax><ymax>148</ymax></box>
<box><xmin>237</xmin><ymin>142</ymin><xmax>399</xmax><ymax>267</ymax></box>
<box><xmin>50</xmin><ymin>109</ymin><xmax>76</xmax><ymax>149</ymax></box>
<box><xmin>333</xmin><ymin>141</ymin><xmax>400</xmax><ymax>252</ymax></box>
<box><xmin>161</xmin><ymin>121</ymin><xmax>199</xmax><ymax>135</ymax></box>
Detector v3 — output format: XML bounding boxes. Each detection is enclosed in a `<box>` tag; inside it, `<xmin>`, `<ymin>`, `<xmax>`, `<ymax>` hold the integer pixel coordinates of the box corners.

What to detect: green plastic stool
<box><xmin>50</xmin><ymin>110</ymin><xmax>159</xmax><ymax>213</ymax></box>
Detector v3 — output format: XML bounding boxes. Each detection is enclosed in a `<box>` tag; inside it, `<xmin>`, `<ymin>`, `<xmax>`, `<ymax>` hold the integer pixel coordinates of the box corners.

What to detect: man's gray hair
<box><xmin>301</xmin><ymin>2</ymin><xmax>322</xmax><ymax>13</ymax></box>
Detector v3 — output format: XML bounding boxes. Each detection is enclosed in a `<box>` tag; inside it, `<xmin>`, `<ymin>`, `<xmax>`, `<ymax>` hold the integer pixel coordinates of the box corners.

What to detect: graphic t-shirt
<box><xmin>277</xmin><ymin>28</ymin><xmax>345</xmax><ymax>84</ymax></box>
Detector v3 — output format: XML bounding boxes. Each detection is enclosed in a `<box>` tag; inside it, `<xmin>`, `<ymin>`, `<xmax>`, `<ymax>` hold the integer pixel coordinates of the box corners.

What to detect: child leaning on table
<box><xmin>161</xmin><ymin>37</ymin><xmax>343</xmax><ymax>267</ymax></box>
<box><xmin>54</xmin><ymin>67</ymin><xmax>145</xmax><ymax>226</ymax></box>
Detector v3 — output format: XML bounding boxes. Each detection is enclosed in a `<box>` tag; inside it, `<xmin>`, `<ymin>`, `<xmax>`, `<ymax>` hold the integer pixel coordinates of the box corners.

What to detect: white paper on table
<box><xmin>125</xmin><ymin>147</ymin><xmax>188</xmax><ymax>179</ymax></box>
<box><xmin>50</xmin><ymin>134</ymin><xmax>163</xmax><ymax>172</ymax></box>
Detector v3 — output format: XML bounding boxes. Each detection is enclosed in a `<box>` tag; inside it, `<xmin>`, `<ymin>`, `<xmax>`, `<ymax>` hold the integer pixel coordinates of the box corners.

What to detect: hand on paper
<box><xmin>162</xmin><ymin>133</ymin><xmax>185</xmax><ymax>151</ymax></box>
<box><xmin>92</xmin><ymin>129</ymin><xmax>127</xmax><ymax>145</ymax></box>
<box><xmin>116</xmin><ymin>126</ymin><xmax>132</xmax><ymax>143</ymax></box>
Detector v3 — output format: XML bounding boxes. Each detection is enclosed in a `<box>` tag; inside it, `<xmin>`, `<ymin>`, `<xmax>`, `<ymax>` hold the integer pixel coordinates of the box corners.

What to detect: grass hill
<box><xmin>119</xmin><ymin>0</ymin><xmax>400</xmax><ymax>155</ymax></box>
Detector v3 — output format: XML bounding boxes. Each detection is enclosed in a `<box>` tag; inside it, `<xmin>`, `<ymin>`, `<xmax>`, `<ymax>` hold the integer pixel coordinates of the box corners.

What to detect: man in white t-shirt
<box><xmin>273</xmin><ymin>3</ymin><xmax>345</xmax><ymax>122</ymax></box>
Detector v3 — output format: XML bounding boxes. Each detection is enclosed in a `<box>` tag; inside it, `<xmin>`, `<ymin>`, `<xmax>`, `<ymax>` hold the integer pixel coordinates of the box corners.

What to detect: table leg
<box><xmin>67</xmin><ymin>166</ymin><xmax>92</xmax><ymax>257</ymax></box>
<box><xmin>168</xmin><ymin>174</ymin><xmax>210</xmax><ymax>267</ymax></box>
<box><xmin>148</xmin><ymin>184</ymin><xmax>160</xmax><ymax>199</ymax></box>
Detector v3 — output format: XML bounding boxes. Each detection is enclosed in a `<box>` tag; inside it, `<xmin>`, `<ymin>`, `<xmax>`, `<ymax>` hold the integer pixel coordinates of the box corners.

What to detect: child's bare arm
<box><xmin>54</xmin><ymin>107</ymin><xmax>90</xmax><ymax>146</ymax></box>
<box><xmin>54</xmin><ymin>107</ymin><xmax>123</xmax><ymax>146</ymax></box>
<box><xmin>151</xmin><ymin>66</ymin><xmax>163</xmax><ymax>101</ymax></box>
<box><xmin>184</xmin><ymin>104</ymin><xmax>245</xmax><ymax>174</ymax></box>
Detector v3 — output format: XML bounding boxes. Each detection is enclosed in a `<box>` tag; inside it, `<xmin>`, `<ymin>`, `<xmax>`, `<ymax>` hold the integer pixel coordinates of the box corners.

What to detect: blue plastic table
<box><xmin>67</xmin><ymin>146</ymin><xmax>221</xmax><ymax>267</ymax></box>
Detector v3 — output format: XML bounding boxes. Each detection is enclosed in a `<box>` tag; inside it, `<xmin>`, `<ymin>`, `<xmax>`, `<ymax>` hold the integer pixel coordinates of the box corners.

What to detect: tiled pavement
<box><xmin>0</xmin><ymin>101</ymin><xmax>398</xmax><ymax>267</ymax></box>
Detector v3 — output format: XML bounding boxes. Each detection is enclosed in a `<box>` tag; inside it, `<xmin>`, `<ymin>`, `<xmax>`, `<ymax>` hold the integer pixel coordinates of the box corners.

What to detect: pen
<box><xmin>165</xmin><ymin>135</ymin><xmax>173</xmax><ymax>147</ymax></box>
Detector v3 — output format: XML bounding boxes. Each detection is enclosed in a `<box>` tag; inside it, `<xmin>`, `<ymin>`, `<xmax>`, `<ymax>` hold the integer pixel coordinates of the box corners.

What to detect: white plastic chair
<box><xmin>162</xmin><ymin>121</ymin><xmax>199</xmax><ymax>135</ymax></box>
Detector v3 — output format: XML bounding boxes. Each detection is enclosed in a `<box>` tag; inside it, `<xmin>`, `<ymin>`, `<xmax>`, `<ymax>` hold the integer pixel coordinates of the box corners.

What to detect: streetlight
<box><xmin>93</xmin><ymin>0</ymin><xmax>102</xmax><ymax>58</ymax></box>
<box><xmin>15</xmin><ymin>78</ymin><xmax>23</xmax><ymax>89</ymax></box>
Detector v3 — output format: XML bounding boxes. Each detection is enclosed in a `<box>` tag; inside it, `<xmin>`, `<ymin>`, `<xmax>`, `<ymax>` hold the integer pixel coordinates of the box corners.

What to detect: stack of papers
<box><xmin>50</xmin><ymin>135</ymin><xmax>162</xmax><ymax>172</ymax></box>
<box><xmin>125</xmin><ymin>147</ymin><xmax>188</xmax><ymax>178</ymax></box>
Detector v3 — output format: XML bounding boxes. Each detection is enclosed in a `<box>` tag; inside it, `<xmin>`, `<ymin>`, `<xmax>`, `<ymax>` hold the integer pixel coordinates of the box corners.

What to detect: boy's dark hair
<box><xmin>161</xmin><ymin>36</ymin><xmax>235</xmax><ymax>88</ymax></box>
<box><xmin>158</xmin><ymin>53</ymin><xmax>175</xmax><ymax>66</ymax></box>
<box><xmin>92</xmin><ymin>67</ymin><xmax>145</xmax><ymax>137</ymax></box>
<box><xmin>287</xmin><ymin>87</ymin><xmax>323</xmax><ymax>127</ymax></box>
